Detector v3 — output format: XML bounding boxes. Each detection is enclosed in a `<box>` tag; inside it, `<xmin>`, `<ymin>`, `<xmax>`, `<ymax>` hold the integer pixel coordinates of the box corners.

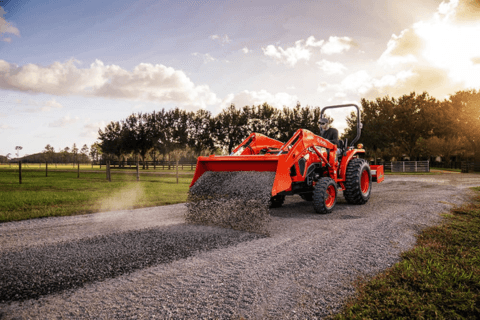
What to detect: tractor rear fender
<box><xmin>338</xmin><ymin>149</ymin><xmax>365</xmax><ymax>181</ymax></box>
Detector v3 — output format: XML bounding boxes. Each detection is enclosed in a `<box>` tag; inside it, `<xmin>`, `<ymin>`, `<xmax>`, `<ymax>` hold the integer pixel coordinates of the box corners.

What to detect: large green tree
<box><xmin>212</xmin><ymin>104</ymin><xmax>249</xmax><ymax>154</ymax></box>
<box><xmin>343</xmin><ymin>92</ymin><xmax>444</xmax><ymax>160</ymax></box>
<box><xmin>122</xmin><ymin>113</ymin><xmax>156</xmax><ymax>168</ymax></box>
<box><xmin>98</xmin><ymin>121</ymin><xmax>126</xmax><ymax>162</ymax></box>
<box><xmin>187</xmin><ymin>109</ymin><xmax>215</xmax><ymax>155</ymax></box>
<box><xmin>448</xmin><ymin>89</ymin><xmax>480</xmax><ymax>162</ymax></box>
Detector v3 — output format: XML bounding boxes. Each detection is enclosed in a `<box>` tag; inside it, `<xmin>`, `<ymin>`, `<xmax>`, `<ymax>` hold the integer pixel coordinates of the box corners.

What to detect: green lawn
<box><xmin>334</xmin><ymin>187</ymin><xmax>480</xmax><ymax>319</ymax></box>
<box><xmin>0</xmin><ymin>167</ymin><xmax>193</xmax><ymax>222</ymax></box>
<box><xmin>0</xmin><ymin>163</ymin><xmax>196</xmax><ymax>172</ymax></box>
<box><xmin>385</xmin><ymin>172</ymin><xmax>440</xmax><ymax>175</ymax></box>
<box><xmin>431</xmin><ymin>167</ymin><xmax>462</xmax><ymax>172</ymax></box>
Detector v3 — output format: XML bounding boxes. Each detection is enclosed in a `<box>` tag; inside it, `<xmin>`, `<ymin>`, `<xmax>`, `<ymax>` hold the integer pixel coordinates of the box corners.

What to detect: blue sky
<box><xmin>1</xmin><ymin>0</ymin><xmax>479</xmax><ymax>157</ymax></box>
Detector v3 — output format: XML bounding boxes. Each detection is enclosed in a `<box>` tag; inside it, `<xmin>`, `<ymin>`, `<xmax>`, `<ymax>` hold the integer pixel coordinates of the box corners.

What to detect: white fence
<box><xmin>391</xmin><ymin>161</ymin><xmax>430</xmax><ymax>173</ymax></box>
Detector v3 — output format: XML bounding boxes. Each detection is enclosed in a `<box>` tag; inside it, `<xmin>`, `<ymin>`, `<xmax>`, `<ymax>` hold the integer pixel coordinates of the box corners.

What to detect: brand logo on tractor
<box><xmin>316</xmin><ymin>138</ymin><xmax>327</xmax><ymax>147</ymax></box>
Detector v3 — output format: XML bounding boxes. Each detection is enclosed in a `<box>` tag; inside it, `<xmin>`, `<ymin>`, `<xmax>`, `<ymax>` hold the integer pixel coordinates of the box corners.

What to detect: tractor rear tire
<box><xmin>270</xmin><ymin>195</ymin><xmax>285</xmax><ymax>208</ymax></box>
<box><xmin>313</xmin><ymin>177</ymin><xmax>337</xmax><ymax>214</ymax></box>
<box><xmin>300</xmin><ymin>193</ymin><xmax>314</xmax><ymax>201</ymax></box>
<box><xmin>344</xmin><ymin>158</ymin><xmax>372</xmax><ymax>204</ymax></box>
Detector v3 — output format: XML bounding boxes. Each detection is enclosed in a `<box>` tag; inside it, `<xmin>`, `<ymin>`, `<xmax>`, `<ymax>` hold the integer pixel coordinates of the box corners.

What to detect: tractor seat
<box><xmin>337</xmin><ymin>139</ymin><xmax>344</xmax><ymax>154</ymax></box>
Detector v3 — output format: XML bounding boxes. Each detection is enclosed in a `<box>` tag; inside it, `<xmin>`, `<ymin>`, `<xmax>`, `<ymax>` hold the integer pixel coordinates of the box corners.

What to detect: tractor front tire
<box><xmin>270</xmin><ymin>195</ymin><xmax>285</xmax><ymax>208</ymax></box>
<box><xmin>313</xmin><ymin>177</ymin><xmax>337</xmax><ymax>214</ymax></box>
<box><xmin>344</xmin><ymin>158</ymin><xmax>372</xmax><ymax>204</ymax></box>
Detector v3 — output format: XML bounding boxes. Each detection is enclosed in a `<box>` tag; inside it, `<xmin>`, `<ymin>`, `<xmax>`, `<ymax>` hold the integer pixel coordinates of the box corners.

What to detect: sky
<box><xmin>1</xmin><ymin>0</ymin><xmax>480</xmax><ymax>158</ymax></box>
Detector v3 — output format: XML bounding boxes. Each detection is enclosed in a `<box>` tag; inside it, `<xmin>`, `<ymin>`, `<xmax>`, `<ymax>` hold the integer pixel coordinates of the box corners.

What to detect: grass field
<box><xmin>334</xmin><ymin>187</ymin><xmax>480</xmax><ymax>319</ymax></box>
<box><xmin>0</xmin><ymin>166</ymin><xmax>193</xmax><ymax>223</ymax></box>
<box><xmin>384</xmin><ymin>172</ymin><xmax>440</xmax><ymax>175</ymax></box>
<box><xmin>431</xmin><ymin>167</ymin><xmax>462</xmax><ymax>172</ymax></box>
<box><xmin>0</xmin><ymin>163</ymin><xmax>196</xmax><ymax>172</ymax></box>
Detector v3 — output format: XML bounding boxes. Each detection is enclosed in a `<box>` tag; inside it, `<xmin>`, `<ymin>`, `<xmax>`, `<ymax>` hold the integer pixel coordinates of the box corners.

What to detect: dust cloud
<box><xmin>95</xmin><ymin>183</ymin><xmax>145</xmax><ymax>212</ymax></box>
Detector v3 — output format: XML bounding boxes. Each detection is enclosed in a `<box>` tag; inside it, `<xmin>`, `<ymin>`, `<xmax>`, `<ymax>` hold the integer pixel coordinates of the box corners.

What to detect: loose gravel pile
<box><xmin>0</xmin><ymin>224</ymin><xmax>264</xmax><ymax>303</ymax></box>
<box><xmin>186</xmin><ymin>171</ymin><xmax>276</xmax><ymax>234</ymax></box>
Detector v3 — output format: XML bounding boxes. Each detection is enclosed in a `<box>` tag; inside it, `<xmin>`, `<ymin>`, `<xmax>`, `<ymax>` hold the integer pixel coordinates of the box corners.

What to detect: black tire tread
<box><xmin>312</xmin><ymin>177</ymin><xmax>337</xmax><ymax>214</ymax></box>
<box><xmin>343</xmin><ymin>158</ymin><xmax>371</xmax><ymax>205</ymax></box>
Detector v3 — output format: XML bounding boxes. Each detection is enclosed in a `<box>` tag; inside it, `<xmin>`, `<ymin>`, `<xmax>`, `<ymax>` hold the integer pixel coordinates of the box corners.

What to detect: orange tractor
<box><xmin>190</xmin><ymin>104</ymin><xmax>384</xmax><ymax>213</ymax></box>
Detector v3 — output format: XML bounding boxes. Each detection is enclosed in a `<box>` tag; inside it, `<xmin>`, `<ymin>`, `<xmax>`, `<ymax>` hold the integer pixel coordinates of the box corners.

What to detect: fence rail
<box><xmin>391</xmin><ymin>161</ymin><xmax>430</xmax><ymax>173</ymax></box>
<box><xmin>371</xmin><ymin>161</ymin><xmax>430</xmax><ymax>173</ymax></box>
<box><xmin>94</xmin><ymin>160</ymin><xmax>198</xmax><ymax>170</ymax></box>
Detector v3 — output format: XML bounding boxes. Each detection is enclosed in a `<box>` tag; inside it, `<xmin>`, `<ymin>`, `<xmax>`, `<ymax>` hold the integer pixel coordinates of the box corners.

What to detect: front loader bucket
<box><xmin>190</xmin><ymin>154</ymin><xmax>292</xmax><ymax>197</ymax></box>
<box><xmin>187</xmin><ymin>154</ymin><xmax>292</xmax><ymax>234</ymax></box>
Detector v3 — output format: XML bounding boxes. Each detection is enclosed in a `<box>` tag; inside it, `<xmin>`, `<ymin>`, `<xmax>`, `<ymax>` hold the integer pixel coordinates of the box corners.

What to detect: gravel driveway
<box><xmin>1</xmin><ymin>174</ymin><xmax>480</xmax><ymax>319</ymax></box>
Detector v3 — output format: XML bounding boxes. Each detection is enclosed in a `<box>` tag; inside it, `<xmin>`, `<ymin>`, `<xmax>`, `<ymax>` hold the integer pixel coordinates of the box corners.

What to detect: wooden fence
<box><xmin>95</xmin><ymin>160</ymin><xmax>197</xmax><ymax>170</ymax></box>
<box><xmin>460</xmin><ymin>162</ymin><xmax>480</xmax><ymax>173</ymax></box>
<box><xmin>371</xmin><ymin>161</ymin><xmax>430</xmax><ymax>173</ymax></box>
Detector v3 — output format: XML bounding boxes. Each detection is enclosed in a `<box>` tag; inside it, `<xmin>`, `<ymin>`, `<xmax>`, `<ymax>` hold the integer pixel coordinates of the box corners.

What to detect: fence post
<box><xmin>106</xmin><ymin>161</ymin><xmax>111</xmax><ymax>182</ymax></box>
<box><xmin>136</xmin><ymin>158</ymin><xmax>140</xmax><ymax>181</ymax></box>
<box><xmin>19</xmin><ymin>161</ymin><xmax>22</xmax><ymax>184</ymax></box>
<box><xmin>77</xmin><ymin>163</ymin><xmax>80</xmax><ymax>178</ymax></box>
<box><xmin>415</xmin><ymin>161</ymin><xmax>417</xmax><ymax>172</ymax></box>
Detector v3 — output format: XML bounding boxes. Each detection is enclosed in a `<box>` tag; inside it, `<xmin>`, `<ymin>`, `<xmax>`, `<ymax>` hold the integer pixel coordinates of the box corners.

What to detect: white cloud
<box><xmin>377</xmin><ymin>0</ymin><xmax>480</xmax><ymax>94</ymax></box>
<box><xmin>81</xmin><ymin>120</ymin><xmax>107</xmax><ymax>138</ymax></box>
<box><xmin>317</xmin><ymin>82</ymin><xmax>328</xmax><ymax>93</ymax></box>
<box><xmin>48</xmin><ymin>115</ymin><xmax>80</xmax><ymax>128</ymax></box>
<box><xmin>0</xmin><ymin>7</ymin><xmax>20</xmax><ymax>39</ymax></box>
<box><xmin>45</xmin><ymin>98</ymin><xmax>63</xmax><ymax>109</ymax></box>
<box><xmin>338</xmin><ymin>70</ymin><xmax>373</xmax><ymax>95</ymax></box>
<box><xmin>321</xmin><ymin>36</ymin><xmax>355</xmax><ymax>55</ymax></box>
<box><xmin>0</xmin><ymin>59</ymin><xmax>220</xmax><ymax>109</ymax></box>
<box><xmin>378</xmin><ymin>28</ymin><xmax>422</xmax><ymax>67</ymax></box>
<box><xmin>210</xmin><ymin>34</ymin><xmax>231</xmax><ymax>45</ymax></box>
<box><xmin>192</xmin><ymin>52</ymin><xmax>217</xmax><ymax>64</ymax></box>
<box><xmin>316</xmin><ymin>59</ymin><xmax>347</xmax><ymax>75</ymax></box>
<box><xmin>14</xmin><ymin>97</ymin><xmax>64</xmax><ymax>113</ymax></box>
<box><xmin>262</xmin><ymin>40</ymin><xmax>312</xmax><ymax>67</ymax></box>
<box><xmin>39</xmin><ymin>98</ymin><xmax>64</xmax><ymax>112</ymax></box>
<box><xmin>437</xmin><ymin>0</ymin><xmax>480</xmax><ymax>23</ymax></box>
<box><xmin>220</xmin><ymin>89</ymin><xmax>299</xmax><ymax>111</ymax></box>
<box><xmin>1</xmin><ymin>37</ymin><xmax>11</xmax><ymax>42</ymax></box>
<box><xmin>305</xmin><ymin>36</ymin><xmax>324</xmax><ymax>47</ymax></box>
<box><xmin>262</xmin><ymin>35</ymin><xmax>355</xmax><ymax>66</ymax></box>
<box><xmin>242</xmin><ymin>47</ymin><xmax>250</xmax><ymax>54</ymax></box>
<box><xmin>325</xmin><ymin>69</ymin><xmax>416</xmax><ymax>99</ymax></box>
<box><xmin>0</xmin><ymin>123</ymin><xmax>11</xmax><ymax>130</ymax></box>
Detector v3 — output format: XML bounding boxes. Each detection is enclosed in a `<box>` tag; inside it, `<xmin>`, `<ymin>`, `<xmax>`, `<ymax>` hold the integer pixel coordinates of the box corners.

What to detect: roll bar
<box><xmin>320</xmin><ymin>104</ymin><xmax>362</xmax><ymax>147</ymax></box>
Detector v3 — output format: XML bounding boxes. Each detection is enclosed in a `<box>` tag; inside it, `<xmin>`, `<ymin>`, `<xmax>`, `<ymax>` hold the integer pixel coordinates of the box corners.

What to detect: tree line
<box><xmin>97</xmin><ymin>103</ymin><xmax>327</xmax><ymax>168</ymax></box>
<box><xmin>2</xmin><ymin>143</ymin><xmax>92</xmax><ymax>165</ymax></box>
<box><xmin>342</xmin><ymin>89</ymin><xmax>480</xmax><ymax>164</ymax></box>
<box><xmin>96</xmin><ymin>89</ymin><xmax>480</xmax><ymax>167</ymax></box>
<box><xmin>3</xmin><ymin>89</ymin><xmax>477</xmax><ymax>167</ymax></box>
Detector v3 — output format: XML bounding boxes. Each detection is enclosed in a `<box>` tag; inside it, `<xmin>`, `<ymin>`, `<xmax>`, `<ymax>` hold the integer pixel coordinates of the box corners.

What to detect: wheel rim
<box><xmin>325</xmin><ymin>185</ymin><xmax>336</xmax><ymax>208</ymax></box>
<box><xmin>361</xmin><ymin>170</ymin><xmax>370</xmax><ymax>194</ymax></box>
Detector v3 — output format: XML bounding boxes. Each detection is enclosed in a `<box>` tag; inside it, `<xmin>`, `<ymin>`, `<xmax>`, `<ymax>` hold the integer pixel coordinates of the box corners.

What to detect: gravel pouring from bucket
<box><xmin>186</xmin><ymin>171</ymin><xmax>276</xmax><ymax>235</ymax></box>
